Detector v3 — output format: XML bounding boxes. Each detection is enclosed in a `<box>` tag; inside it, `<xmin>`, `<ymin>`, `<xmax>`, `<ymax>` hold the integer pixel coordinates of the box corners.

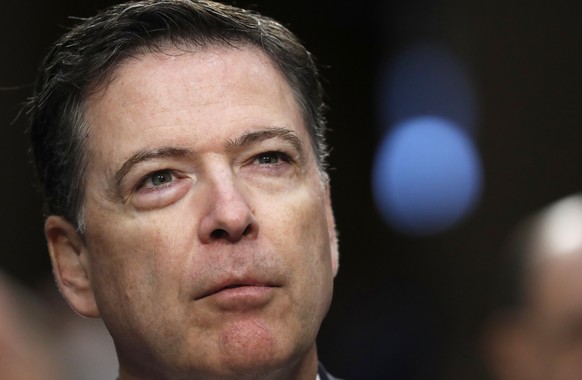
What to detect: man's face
<box><xmin>54</xmin><ymin>46</ymin><xmax>337</xmax><ymax>379</ymax></box>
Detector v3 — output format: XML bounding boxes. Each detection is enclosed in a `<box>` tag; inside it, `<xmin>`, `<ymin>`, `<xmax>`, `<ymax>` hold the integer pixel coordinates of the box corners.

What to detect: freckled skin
<box><xmin>56</xmin><ymin>46</ymin><xmax>338</xmax><ymax>380</ymax></box>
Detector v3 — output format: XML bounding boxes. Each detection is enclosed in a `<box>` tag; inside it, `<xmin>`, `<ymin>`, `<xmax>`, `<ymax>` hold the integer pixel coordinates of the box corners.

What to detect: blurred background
<box><xmin>1</xmin><ymin>0</ymin><xmax>582</xmax><ymax>379</ymax></box>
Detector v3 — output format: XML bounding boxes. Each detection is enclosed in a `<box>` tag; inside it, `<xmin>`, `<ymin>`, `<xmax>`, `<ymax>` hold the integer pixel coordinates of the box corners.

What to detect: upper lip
<box><xmin>195</xmin><ymin>277</ymin><xmax>278</xmax><ymax>300</ymax></box>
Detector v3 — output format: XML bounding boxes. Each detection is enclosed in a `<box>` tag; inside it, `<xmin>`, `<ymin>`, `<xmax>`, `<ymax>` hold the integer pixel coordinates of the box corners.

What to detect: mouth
<box><xmin>195</xmin><ymin>280</ymin><xmax>279</xmax><ymax>311</ymax></box>
<box><xmin>195</xmin><ymin>280</ymin><xmax>278</xmax><ymax>301</ymax></box>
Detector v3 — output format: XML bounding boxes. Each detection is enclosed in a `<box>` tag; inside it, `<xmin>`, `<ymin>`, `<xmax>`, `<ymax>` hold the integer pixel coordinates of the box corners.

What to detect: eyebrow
<box><xmin>224</xmin><ymin>127</ymin><xmax>305</xmax><ymax>155</ymax></box>
<box><xmin>113</xmin><ymin>146</ymin><xmax>194</xmax><ymax>191</ymax></box>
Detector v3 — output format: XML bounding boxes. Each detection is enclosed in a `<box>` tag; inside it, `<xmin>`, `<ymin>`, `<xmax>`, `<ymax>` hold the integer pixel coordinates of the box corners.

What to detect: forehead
<box><xmin>83</xmin><ymin>45</ymin><xmax>310</xmax><ymax>156</ymax></box>
<box><xmin>92</xmin><ymin>44</ymin><xmax>290</xmax><ymax>112</ymax></box>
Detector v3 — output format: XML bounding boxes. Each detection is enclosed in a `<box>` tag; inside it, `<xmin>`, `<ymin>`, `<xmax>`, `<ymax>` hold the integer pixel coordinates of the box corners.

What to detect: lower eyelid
<box><xmin>139</xmin><ymin>181</ymin><xmax>174</xmax><ymax>193</ymax></box>
<box><xmin>132</xmin><ymin>177</ymin><xmax>192</xmax><ymax>210</ymax></box>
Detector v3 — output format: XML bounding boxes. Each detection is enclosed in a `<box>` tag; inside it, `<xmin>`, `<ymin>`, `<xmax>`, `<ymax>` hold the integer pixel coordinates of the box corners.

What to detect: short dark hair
<box><xmin>28</xmin><ymin>0</ymin><xmax>328</xmax><ymax>229</ymax></box>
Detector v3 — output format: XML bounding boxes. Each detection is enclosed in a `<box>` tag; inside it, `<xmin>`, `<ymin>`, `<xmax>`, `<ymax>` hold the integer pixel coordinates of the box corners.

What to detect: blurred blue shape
<box><xmin>378</xmin><ymin>43</ymin><xmax>478</xmax><ymax>134</ymax></box>
<box><xmin>372</xmin><ymin>117</ymin><xmax>482</xmax><ymax>235</ymax></box>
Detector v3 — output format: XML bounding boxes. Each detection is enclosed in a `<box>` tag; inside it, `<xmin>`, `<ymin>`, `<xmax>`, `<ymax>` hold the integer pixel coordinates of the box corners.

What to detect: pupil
<box><xmin>152</xmin><ymin>172</ymin><xmax>170</xmax><ymax>186</ymax></box>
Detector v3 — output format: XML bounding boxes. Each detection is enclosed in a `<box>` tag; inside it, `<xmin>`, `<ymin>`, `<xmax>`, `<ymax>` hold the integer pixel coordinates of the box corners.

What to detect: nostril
<box><xmin>210</xmin><ymin>229</ymin><xmax>227</xmax><ymax>239</ymax></box>
<box><xmin>209</xmin><ymin>224</ymin><xmax>255</xmax><ymax>241</ymax></box>
<box><xmin>242</xmin><ymin>224</ymin><xmax>253</xmax><ymax>236</ymax></box>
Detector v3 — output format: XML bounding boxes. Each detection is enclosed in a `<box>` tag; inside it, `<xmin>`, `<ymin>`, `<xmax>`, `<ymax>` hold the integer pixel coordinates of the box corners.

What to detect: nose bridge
<box><xmin>198</xmin><ymin>164</ymin><xmax>258</xmax><ymax>243</ymax></box>
<box><xmin>213</xmin><ymin>170</ymin><xmax>248</xmax><ymax>214</ymax></box>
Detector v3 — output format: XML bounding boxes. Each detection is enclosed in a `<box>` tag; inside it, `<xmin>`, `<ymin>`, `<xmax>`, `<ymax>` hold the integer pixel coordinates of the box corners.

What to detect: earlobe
<box><xmin>45</xmin><ymin>216</ymin><xmax>100</xmax><ymax>318</ymax></box>
<box><xmin>324</xmin><ymin>184</ymin><xmax>339</xmax><ymax>277</ymax></box>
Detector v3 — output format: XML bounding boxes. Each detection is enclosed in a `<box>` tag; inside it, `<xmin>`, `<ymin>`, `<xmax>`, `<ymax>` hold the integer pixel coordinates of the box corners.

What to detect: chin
<box><xmin>214</xmin><ymin>320</ymin><xmax>313</xmax><ymax>378</ymax></box>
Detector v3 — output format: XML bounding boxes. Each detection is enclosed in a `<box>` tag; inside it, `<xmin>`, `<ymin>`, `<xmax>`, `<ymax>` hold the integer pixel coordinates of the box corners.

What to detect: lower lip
<box><xmin>205</xmin><ymin>286</ymin><xmax>276</xmax><ymax>311</ymax></box>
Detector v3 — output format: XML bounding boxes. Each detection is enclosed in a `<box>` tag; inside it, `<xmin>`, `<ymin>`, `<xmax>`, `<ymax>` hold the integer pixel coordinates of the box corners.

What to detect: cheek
<box><xmin>88</xmin><ymin>204</ymin><xmax>194</xmax><ymax>257</ymax></box>
<box><xmin>295</xmin><ymin>194</ymin><xmax>333</xmax><ymax>265</ymax></box>
<box><xmin>84</xmin><ymin>210</ymin><xmax>195</xmax><ymax>307</ymax></box>
<box><xmin>261</xmin><ymin>190</ymin><xmax>334</xmax><ymax>291</ymax></box>
<box><xmin>261</xmin><ymin>191</ymin><xmax>327</xmax><ymax>246</ymax></box>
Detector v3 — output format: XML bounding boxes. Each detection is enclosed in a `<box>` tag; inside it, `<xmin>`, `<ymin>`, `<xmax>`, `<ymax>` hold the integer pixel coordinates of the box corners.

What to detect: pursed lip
<box><xmin>195</xmin><ymin>278</ymin><xmax>279</xmax><ymax>301</ymax></box>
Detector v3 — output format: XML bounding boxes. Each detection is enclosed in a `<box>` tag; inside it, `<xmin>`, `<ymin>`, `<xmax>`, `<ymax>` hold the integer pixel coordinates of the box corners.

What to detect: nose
<box><xmin>198</xmin><ymin>173</ymin><xmax>258</xmax><ymax>244</ymax></box>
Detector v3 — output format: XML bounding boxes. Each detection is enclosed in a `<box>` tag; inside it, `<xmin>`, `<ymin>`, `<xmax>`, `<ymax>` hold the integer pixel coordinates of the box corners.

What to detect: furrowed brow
<box><xmin>224</xmin><ymin>127</ymin><xmax>305</xmax><ymax>155</ymax></box>
<box><xmin>113</xmin><ymin>146</ymin><xmax>194</xmax><ymax>190</ymax></box>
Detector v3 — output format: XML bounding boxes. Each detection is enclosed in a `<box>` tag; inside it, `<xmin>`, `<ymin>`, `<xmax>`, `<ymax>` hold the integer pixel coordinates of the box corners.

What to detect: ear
<box><xmin>45</xmin><ymin>216</ymin><xmax>100</xmax><ymax>318</ymax></box>
<box><xmin>324</xmin><ymin>183</ymin><xmax>339</xmax><ymax>277</ymax></box>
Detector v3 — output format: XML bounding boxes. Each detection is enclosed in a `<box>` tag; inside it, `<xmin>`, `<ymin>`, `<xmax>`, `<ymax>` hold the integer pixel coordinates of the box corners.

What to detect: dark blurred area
<box><xmin>2</xmin><ymin>0</ymin><xmax>582</xmax><ymax>379</ymax></box>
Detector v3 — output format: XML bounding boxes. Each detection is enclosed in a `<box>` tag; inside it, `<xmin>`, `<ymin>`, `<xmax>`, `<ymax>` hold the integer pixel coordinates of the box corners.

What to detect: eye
<box><xmin>140</xmin><ymin>170</ymin><xmax>175</xmax><ymax>189</ymax></box>
<box><xmin>254</xmin><ymin>151</ymin><xmax>289</xmax><ymax>165</ymax></box>
<box><xmin>131</xmin><ymin>169</ymin><xmax>191</xmax><ymax>210</ymax></box>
